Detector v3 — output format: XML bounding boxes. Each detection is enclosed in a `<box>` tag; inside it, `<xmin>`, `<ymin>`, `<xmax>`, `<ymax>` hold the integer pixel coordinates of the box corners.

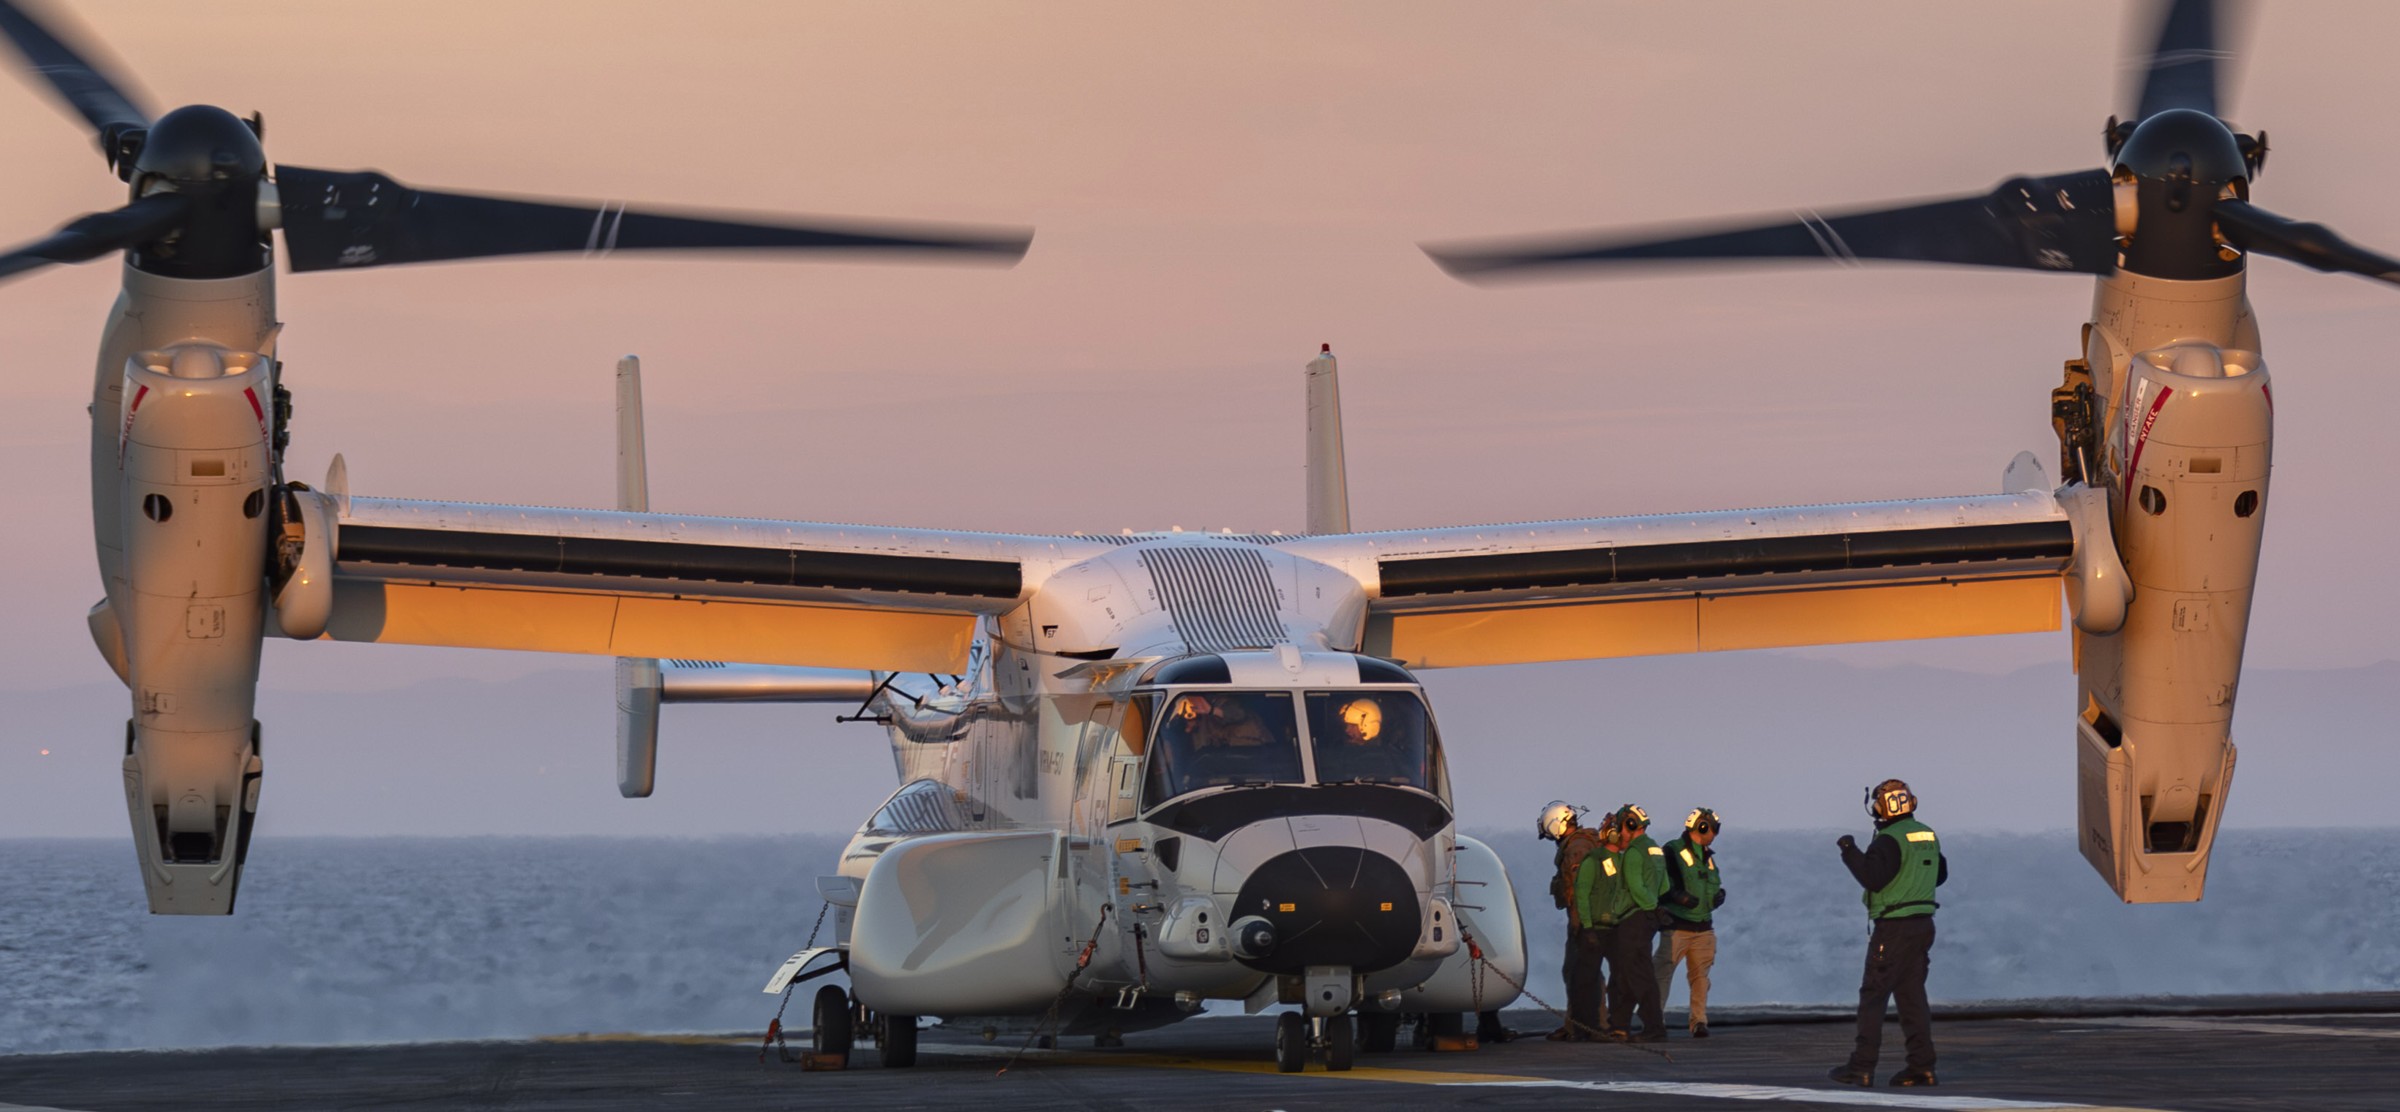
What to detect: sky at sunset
<box><xmin>1</xmin><ymin>1</ymin><xmax>2394</xmax><ymax>837</ymax></box>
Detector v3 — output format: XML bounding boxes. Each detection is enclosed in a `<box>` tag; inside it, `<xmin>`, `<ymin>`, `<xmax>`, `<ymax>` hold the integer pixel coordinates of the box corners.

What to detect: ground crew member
<box><xmin>1829</xmin><ymin>779</ymin><xmax>1947</xmax><ymax>1089</ymax></box>
<box><xmin>1655</xmin><ymin>807</ymin><xmax>1726</xmax><ymax>1038</ymax></box>
<box><xmin>1603</xmin><ymin>804</ymin><xmax>1670</xmax><ymax>1041</ymax></box>
<box><xmin>1538</xmin><ymin>801</ymin><xmax>1605</xmax><ymax>1040</ymax></box>
<box><xmin>1573</xmin><ymin>812</ymin><xmax>1626</xmax><ymax>1040</ymax></box>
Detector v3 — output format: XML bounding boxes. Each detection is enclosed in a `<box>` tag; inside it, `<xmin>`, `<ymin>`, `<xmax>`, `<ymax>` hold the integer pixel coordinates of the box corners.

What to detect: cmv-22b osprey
<box><xmin>6</xmin><ymin>0</ymin><xmax>2397</xmax><ymax>1075</ymax></box>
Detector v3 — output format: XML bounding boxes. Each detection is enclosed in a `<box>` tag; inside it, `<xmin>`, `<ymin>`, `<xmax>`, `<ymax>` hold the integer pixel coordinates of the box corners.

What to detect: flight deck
<box><xmin>3</xmin><ymin>994</ymin><xmax>2391</xmax><ymax>1112</ymax></box>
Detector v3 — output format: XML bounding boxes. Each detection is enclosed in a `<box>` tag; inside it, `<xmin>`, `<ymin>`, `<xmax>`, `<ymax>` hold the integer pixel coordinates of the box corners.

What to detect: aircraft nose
<box><xmin>1230</xmin><ymin>846</ymin><xmax>1420</xmax><ymax>974</ymax></box>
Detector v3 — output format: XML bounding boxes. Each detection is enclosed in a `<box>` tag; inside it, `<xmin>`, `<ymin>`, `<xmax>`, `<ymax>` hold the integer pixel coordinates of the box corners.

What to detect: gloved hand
<box><xmin>1837</xmin><ymin>834</ymin><xmax>1858</xmax><ymax>853</ymax></box>
<box><xmin>1654</xmin><ymin>908</ymin><xmax>1674</xmax><ymax>929</ymax></box>
<box><xmin>1669</xmin><ymin>890</ymin><xmax>1699</xmax><ymax>908</ymax></box>
<box><xmin>1711</xmin><ymin>890</ymin><xmax>1727</xmax><ymax>909</ymax></box>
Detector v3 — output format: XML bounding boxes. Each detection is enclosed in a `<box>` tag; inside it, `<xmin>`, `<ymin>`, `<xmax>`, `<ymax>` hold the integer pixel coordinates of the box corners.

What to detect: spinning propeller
<box><xmin>0</xmin><ymin>0</ymin><xmax>1030</xmax><ymax>284</ymax></box>
<box><xmin>1425</xmin><ymin>0</ymin><xmax>2399</xmax><ymax>289</ymax></box>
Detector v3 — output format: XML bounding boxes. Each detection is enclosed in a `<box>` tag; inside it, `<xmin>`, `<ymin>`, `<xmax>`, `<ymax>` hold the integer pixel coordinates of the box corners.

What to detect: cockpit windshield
<box><xmin>1306</xmin><ymin>690</ymin><xmax>1442</xmax><ymax>795</ymax></box>
<box><xmin>1142</xmin><ymin>690</ymin><xmax>1302</xmax><ymax>806</ymax></box>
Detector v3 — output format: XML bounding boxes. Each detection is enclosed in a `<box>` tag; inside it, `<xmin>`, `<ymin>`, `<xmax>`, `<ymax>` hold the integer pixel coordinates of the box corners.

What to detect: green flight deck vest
<box><xmin>1662</xmin><ymin>834</ymin><xmax>1721</xmax><ymax>925</ymax></box>
<box><xmin>1606</xmin><ymin>833</ymin><xmax>1669</xmax><ymax>922</ymax></box>
<box><xmin>1864</xmin><ymin>816</ymin><xmax>1941</xmax><ymax>920</ymax></box>
<box><xmin>1574</xmin><ymin>845</ymin><xmax>1624</xmax><ymax>929</ymax></box>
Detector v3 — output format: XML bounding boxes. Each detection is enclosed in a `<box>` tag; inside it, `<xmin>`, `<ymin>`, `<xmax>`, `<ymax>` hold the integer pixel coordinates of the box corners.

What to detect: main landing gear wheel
<box><xmin>810</xmin><ymin>985</ymin><xmax>852</xmax><ymax>1058</ymax></box>
<box><xmin>1325</xmin><ymin>1014</ymin><xmax>1355</xmax><ymax>1072</ymax></box>
<box><xmin>1359</xmin><ymin>1012</ymin><xmax>1400</xmax><ymax>1054</ymax></box>
<box><xmin>1424</xmin><ymin>1011</ymin><xmax>1463</xmax><ymax>1051</ymax></box>
<box><xmin>1274</xmin><ymin>1012</ymin><xmax>1308</xmax><ymax>1073</ymax></box>
<box><xmin>879</xmin><ymin>1013</ymin><xmax>919</xmax><ymax>1068</ymax></box>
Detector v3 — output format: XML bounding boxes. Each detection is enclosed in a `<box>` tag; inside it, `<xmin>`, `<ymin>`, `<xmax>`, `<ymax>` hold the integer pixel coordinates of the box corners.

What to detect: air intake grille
<box><xmin>1139</xmin><ymin>546</ymin><xmax>1287</xmax><ymax>652</ymax></box>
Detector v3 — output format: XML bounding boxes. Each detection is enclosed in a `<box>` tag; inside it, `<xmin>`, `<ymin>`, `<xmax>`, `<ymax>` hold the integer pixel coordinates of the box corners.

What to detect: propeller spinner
<box><xmin>0</xmin><ymin>0</ymin><xmax>1031</xmax><ymax>284</ymax></box>
<box><xmin>1424</xmin><ymin>0</ymin><xmax>2398</xmax><ymax>290</ymax></box>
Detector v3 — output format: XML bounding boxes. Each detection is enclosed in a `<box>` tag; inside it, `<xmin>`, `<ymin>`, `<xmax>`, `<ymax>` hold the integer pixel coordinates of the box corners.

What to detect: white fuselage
<box><xmin>821</xmin><ymin>537</ymin><xmax>1522</xmax><ymax>1030</ymax></box>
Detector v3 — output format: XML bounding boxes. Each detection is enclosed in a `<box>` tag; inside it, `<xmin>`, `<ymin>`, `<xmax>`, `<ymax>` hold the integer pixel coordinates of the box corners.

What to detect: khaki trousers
<box><xmin>1652</xmin><ymin>927</ymin><xmax>1717</xmax><ymax>1029</ymax></box>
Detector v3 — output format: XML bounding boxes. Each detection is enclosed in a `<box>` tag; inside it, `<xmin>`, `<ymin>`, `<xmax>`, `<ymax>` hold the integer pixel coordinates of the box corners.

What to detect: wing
<box><xmin>1278</xmin><ymin>492</ymin><xmax>2073</xmax><ymax>669</ymax></box>
<box><xmin>317</xmin><ymin>495</ymin><xmax>1108</xmax><ymax>673</ymax></box>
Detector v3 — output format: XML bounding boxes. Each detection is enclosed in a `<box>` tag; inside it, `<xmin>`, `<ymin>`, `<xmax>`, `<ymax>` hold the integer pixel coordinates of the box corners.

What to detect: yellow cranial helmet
<box><xmin>1684</xmin><ymin>807</ymin><xmax>1722</xmax><ymax>833</ymax></box>
<box><xmin>1866</xmin><ymin>779</ymin><xmax>1917</xmax><ymax>820</ymax></box>
<box><xmin>1338</xmin><ymin>697</ymin><xmax>1383</xmax><ymax>742</ymax></box>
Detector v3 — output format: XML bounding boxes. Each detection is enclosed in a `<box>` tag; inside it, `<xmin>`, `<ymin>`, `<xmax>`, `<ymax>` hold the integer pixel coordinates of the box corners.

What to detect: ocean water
<box><xmin>3</xmin><ymin>829</ymin><xmax>2395</xmax><ymax>1054</ymax></box>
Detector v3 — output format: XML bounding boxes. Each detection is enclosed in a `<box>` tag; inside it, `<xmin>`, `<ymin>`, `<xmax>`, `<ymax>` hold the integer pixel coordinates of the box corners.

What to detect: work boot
<box><xmin>1691</xmin><ymin>1024</ymin><xmax>1710</xmax><ymax>1039</ymax></box>
<box><xmin>1889</xmin><ymin>1069</ymin><xmax>1938</xmax><ymax>1087</ymax></box>
<box><xmin>1545</xmin><ymin>1027</ymin><xmax>1575</xmax><ymax>1042</ymax></box>
<box><xmin>1604</xmin><ymin>1028</ymin><xmax>1632</xmax><ymax>1043</ymax></box>
<box><xmin>1635</xmin><ymin>1027</ymin><xmax>1668</xmax><ymax>1043</ymax></box>
<box><xmin>1827</xmin><ymin>1065</ymin><xmax>1874</xmax><ymax>1087</ymax></box>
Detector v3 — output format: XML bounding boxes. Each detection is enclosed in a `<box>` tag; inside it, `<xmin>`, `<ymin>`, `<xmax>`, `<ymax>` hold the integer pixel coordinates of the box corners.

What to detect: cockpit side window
<box><xmin>1141</xmin><ymin>690</ymin><xmax>1302</xmax><ymax>808</ymax></box>
<box><xmin>1305</xmin><ymin>690</ymin><xmax>1445</xmax><ymax>798</ymax></box>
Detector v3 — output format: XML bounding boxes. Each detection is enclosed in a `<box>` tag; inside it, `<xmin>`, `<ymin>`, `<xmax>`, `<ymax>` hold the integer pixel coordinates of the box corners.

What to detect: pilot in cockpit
<box><xmin>1160</xmin><ymin>693</ymin><xmax>1276</xmax><ymax>788</ymax></box>
<box><xmin>1324</xmin><ymin>695</ymin><xmax>1412</xmax><ymax>785</ymax></box>
<box><xmin>1192</xmin><ymin>694</ymin><xmax>1270</xmax><ymax>750</ymax></box>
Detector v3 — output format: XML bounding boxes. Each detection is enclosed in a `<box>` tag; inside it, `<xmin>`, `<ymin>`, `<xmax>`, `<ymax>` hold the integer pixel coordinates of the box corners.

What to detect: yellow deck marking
<box><xmin>966</xmin><ymin>1047</ymin><xmax>2166</xmax><ymax>1110</ymax></box>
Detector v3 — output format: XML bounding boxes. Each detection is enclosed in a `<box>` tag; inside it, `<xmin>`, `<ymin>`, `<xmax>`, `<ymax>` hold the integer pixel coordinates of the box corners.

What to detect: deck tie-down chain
<box><xmin>759</xmin><ymin>901</ymin><xmax>833</xmax><ymax>1065</ymax></box>
<box><xmin>1461</xmin><ymin>929</ymin><xmax>1672</xmax><ymax>1062</ymax></box>
<box><xmin>998</xmin><ymin>903</ymin><xmax>1115</xmax><ymax>1076</ymax></box>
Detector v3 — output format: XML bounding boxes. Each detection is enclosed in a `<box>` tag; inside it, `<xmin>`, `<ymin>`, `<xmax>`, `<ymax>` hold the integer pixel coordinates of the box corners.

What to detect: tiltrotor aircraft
<box><xmin>3</xmin><ymin>0</ymin><xmax>2391</xmax><ymax>1075</ymax></box>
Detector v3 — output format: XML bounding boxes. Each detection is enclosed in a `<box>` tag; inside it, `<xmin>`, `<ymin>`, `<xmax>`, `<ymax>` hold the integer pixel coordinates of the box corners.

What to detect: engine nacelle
<box><xmin>116</xmin><ymin>344</ymin><xmax>275</xmax><ymax>914</ymax></box>
<box><xmin>2074</xmin><ymin>342</ymin><xmax>2270</xmax><ymax>903</ymax></box>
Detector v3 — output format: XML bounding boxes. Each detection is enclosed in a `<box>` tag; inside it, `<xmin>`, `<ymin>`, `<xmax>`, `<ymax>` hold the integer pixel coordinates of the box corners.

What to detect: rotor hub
<box><xmin>116</xmin><ymin>105</ymin><xmax>270</xmax><ymax>281</ymax></box>
<box><xmin>129</xmin><ymin>105</ymin><xmax>263</xmax><ymax>190</ymax></box>
<box><xmin>2112</xmin><ymin>109</ymin><xmax>2250</xmax><ymax>281</ymax></box>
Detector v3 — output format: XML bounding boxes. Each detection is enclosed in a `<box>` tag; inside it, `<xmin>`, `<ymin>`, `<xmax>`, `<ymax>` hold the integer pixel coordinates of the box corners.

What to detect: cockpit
<box><xmin>1128</xmin><ymin>652</ymin><xmax>1451</xmax><ymax>814</ymax></box>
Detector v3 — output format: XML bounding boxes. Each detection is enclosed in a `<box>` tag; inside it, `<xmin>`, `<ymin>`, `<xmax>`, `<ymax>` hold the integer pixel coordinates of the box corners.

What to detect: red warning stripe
<box><xmin>243</xmin><ymin>387</ymin><xmax>269</xmax><ymax>439</ymax></box>
<box><xmin>117</xmin><ymin>384</ymin><xmax>150</xmax><ymax>467</ymax></box>
<box><xmin>2124</xmin><ymin>386</ymin><xmax>2174</xmax><ymax>498</ymax></box>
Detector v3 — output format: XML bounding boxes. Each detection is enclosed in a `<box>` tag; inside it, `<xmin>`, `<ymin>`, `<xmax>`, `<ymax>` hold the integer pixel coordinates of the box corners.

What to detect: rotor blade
<box><xmin>0</xmin><ymin>0</ymin><xmax>149</xmax><ymax>139</ymax></box>
<box><xmin>2132</xmin><ymin>0</ymin><xmax>2231</xmax><ymax>121</ymax></box>
<box><xmin>2216</xmin><ymin>200</ymin><xmax>2400</xmax><ymax>288</ymax></box>
<box><xmin>272</xmin><ymin>166</ymin><xmax>1032</xmax><ymax>273</ymax></box>
<box><xmin>0</xmin><ymin>193</ymin><xmax>187</xmax><ymax>283</ymax></box>
<box><xmin>1424</xmin><ymin>170</ymin><xmax>2118</xmax><ymax>282</ymax></box>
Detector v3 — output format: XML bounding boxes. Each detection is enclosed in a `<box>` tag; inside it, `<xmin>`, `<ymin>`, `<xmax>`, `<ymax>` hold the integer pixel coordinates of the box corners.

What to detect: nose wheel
<box><xmin>1273</xmin><ymin>1013</ymin><xmax>1356</xmax><ymax>1073</ymax></box>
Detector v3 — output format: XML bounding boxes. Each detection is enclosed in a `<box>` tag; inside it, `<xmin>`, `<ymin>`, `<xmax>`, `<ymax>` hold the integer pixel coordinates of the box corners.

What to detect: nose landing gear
<box><xmin>1273</xmin><ymin>1012</ymin><xmax>1356</xmax><ymax>1073</ymax></box>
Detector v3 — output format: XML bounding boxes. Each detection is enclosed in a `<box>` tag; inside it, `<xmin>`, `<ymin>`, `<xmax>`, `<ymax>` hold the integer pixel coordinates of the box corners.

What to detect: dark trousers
<box><xmin>1564</xmin><ymin>925</ymin><xmax>1607</xmax><ymax>1034</ymax></box>
<box><xmin>1847</xmin><ymin>916</ymin><xmax>1937</xmax><ymax>1073</ymax></box>
<box><xmin>1606</xmin><ymin>915</ymin><xmax>1663</xmax><ymax>1033</ymax></box>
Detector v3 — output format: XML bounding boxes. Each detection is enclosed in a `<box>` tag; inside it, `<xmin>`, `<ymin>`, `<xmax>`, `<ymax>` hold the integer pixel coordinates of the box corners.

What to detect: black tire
<box><xmin>1359</xmin><ymin>1012</ymin><xmax>1400</xmax><ymax>1054</ymax></box>
<box><xmin>1425</xmin><ymin>1011</ymin><xmax>1463</xmax><ymax>1050</ymax></box>
<box><xmin>880</xmin><ymin>1014</ymin><xmax>919</xmax><ymax>1068</ymax></box>
<box><xmin>1325</xmin><ymin>1015</ymin><xmax>1355</xmax><ymax>1072</ymax></box>
<box><xmin>1273</xmin><ymin>1012</ymin><xmax>1308</xmax><ymax>1073</ymax></box>
<box><xmin>810</xmin><ymin>985</ymin><xmax>852</xmax><ymax>1057</ymax></box>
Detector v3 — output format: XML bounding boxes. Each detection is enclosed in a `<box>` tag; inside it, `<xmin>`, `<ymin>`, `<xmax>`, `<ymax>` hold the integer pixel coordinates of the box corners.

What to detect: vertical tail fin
<box><xmin>616</xmin><ymin>355</ymin><xmax>649</xmax><ymax>514</ymax></box>
<box><xmin>1305</xmin><ymin>344</ymin><xmax>1351</xmax><ymax>534</ymax></box>
<box><xmin>613</xmin><ymin>355</ymin><xmax>662</xmax><ymax>797</ymax></box>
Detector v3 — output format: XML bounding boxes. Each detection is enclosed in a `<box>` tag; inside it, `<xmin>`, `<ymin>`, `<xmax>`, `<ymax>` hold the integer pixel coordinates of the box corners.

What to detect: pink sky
<box><xmin>0</xmin><ymin>2</ymin><xmax>2394</xmax><ymax>832</ymax></box>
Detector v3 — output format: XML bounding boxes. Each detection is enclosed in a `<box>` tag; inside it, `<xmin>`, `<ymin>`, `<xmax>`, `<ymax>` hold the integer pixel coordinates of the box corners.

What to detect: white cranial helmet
<box><xmin>1537</xmin><ymin>800</ymin><xmax>1585</xmax><ymax>841</ymax></box>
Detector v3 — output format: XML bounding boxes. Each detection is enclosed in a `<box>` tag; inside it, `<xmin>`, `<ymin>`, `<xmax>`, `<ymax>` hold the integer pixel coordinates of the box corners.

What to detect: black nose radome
<box><xmin>1230</xmin><ymin>846</ymin><xmax>1420</xmax><ymax>974</ymax></box>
